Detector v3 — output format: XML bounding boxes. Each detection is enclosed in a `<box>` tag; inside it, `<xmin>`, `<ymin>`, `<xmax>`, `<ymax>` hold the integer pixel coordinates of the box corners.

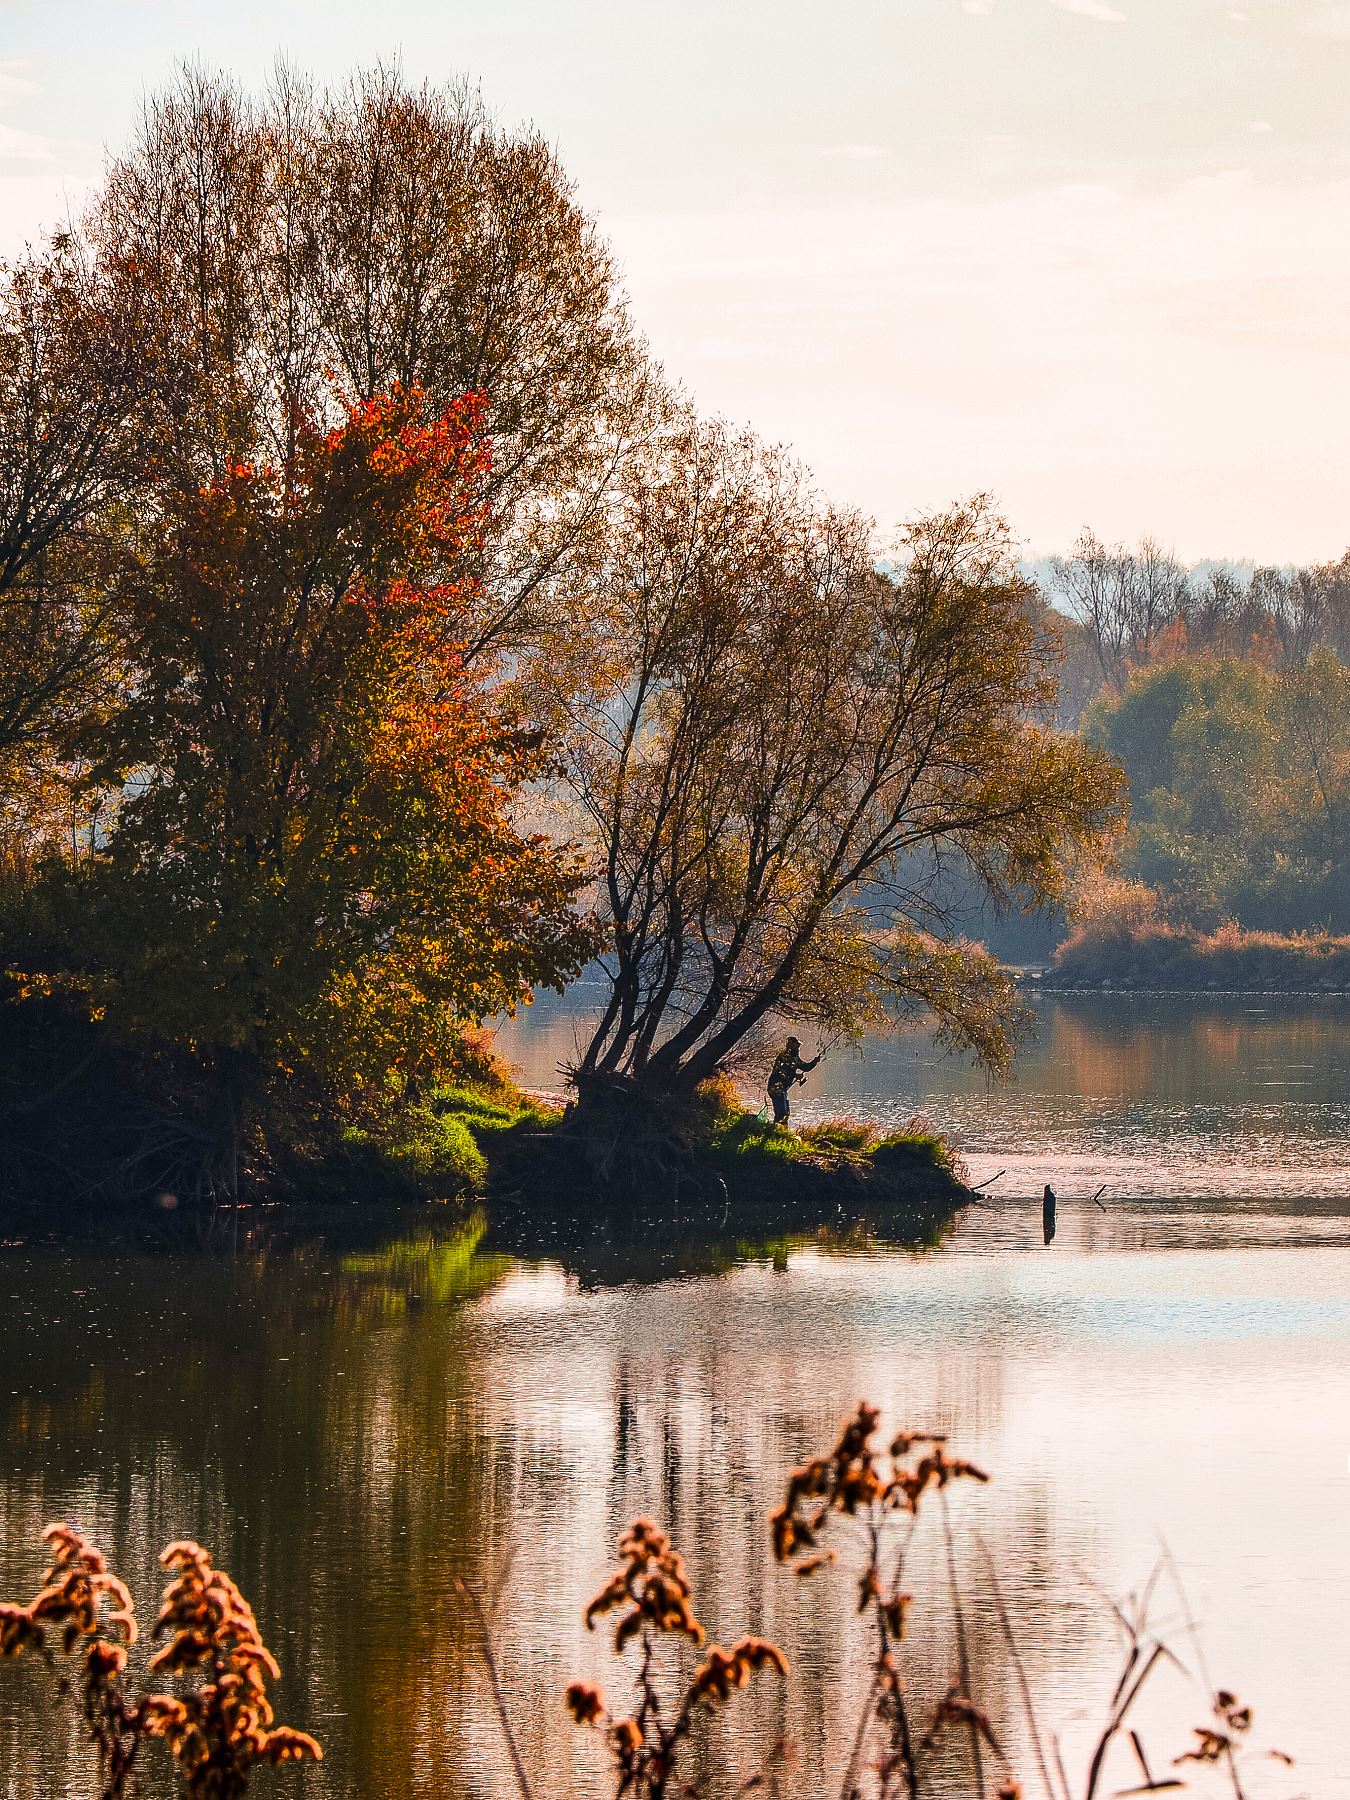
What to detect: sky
<box><xmin>3</xmin><ymin>0</ymin><xmax>1350</xmax><ymax>562</ymax></box>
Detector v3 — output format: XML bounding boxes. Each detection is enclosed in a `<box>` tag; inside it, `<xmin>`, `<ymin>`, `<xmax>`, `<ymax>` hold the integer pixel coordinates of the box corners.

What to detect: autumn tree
<box><xmin>555</xmin><ymin>422</ymin><xmax>1124</xmax><ymax>1140</ymax></box>
<box><xmin>1</xmin><ymin>62</ymin><xmax>647</xmax><ymax>1190</ymax></box>
<box><xmin>65</xmin><ymin>385</ymin><xmax>589</xmax><ymax>1148</ymax></box>
<box><xmin>1049</xmin><ymin>533</ymin><xmax>1350</xmax><ymax>712</ymax></box>
<box><xmin>90</xmin><ymin>63</ymin><xmax>655</xmax><ymax>658</ymax></box>
<box><xmin>1250</xmin><ymin>558</ymin><xmax>1350</xmax><ymax>667</ymax></box>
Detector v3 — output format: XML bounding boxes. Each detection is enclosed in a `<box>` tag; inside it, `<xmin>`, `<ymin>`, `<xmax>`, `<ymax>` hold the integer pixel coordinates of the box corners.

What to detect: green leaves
<box><xmin>1092</xmin><ymin>653</ymin><xmax>1350</xmax><ymax>931</ymax></box>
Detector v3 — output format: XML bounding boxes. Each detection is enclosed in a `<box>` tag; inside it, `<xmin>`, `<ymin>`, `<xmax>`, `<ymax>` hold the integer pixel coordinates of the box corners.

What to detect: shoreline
<box><xmin>1023</xmin><ymin>974</ymin><xmax>1350</xmax><ymax>996</ymax></box>
<box><xmin>1023</xmin><ymin>926</ymin><xmax>1350</xmax><ymax>997</ymax></box>
<box><xmin>0</xmin><ymin>1078</ymin><xmax>975</xmax><ymax>1252</ymax></box>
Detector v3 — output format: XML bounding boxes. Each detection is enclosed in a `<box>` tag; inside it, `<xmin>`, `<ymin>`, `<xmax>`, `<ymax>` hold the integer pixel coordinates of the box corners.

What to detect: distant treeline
<box><xmin>1015</xmin><ymin>536</ymin><xmax>1350</xmax><ymax>951</ymax></box>
<box><xmin>1047</xmin><ymin>531</ymin><xmax>1350</xmax><ymax>727</ymax></box>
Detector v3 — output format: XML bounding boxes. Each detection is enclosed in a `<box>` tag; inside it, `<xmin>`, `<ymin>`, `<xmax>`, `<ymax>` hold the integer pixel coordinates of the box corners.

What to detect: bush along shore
<box><xmin>1036</xmin><ymin>919</ymin><xmax>1350</xmax><ymax>995</ymax></box>
<box><xmin>340</xmin><ymin>1070</ymin><xmax>973</xmax><ymax>1253</ymax></box>
<box><xmin>0</xmin><ymin>997</ymin><xmax>971</xmax><ymax>1245</ymax></box>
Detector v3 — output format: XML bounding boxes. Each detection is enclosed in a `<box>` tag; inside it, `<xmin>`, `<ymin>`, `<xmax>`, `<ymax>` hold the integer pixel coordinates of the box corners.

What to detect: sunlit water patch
<box><xmin>3</xmin><ymin>993</ymin><xmax>1349</xmax><ymax>1797</ymax></box>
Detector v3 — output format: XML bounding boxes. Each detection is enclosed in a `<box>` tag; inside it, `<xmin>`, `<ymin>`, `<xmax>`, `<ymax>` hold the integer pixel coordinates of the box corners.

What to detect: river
<box><xmin>2</xmin><ymin>993</ymin><xmax>1347</xmax><ymax>1798</ymax></box>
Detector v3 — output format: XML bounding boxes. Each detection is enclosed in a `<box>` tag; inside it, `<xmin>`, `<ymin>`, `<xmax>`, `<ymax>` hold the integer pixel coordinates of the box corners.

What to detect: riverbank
<box><xmin>1035</xmin><ymin>922</ymin><xmax>1350</xmax><ymax>994</ymax></box>
<box><xmin>434</xmin><ymin>1075</ymin><xmax>972</xmax><ymax>1246</ymax></box>
<box><xmin>0</xmin><ymin>1003</ymin><xmax>971</xmax><ymax>1243</ymax></box>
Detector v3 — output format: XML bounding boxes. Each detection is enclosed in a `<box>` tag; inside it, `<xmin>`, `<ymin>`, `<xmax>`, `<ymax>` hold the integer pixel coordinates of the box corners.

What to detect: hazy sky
<box><xmin>4</xmin><ymin>0</ymin><xmax>1350</xmax><ymax>560</ymax></box>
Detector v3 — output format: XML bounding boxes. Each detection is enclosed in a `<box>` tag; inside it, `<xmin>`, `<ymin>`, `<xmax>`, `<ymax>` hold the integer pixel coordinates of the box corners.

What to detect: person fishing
<box><xmin>766</xmin><ymin>1037</ymin><xmax>821</xmax><ymax>1126</ymax></box>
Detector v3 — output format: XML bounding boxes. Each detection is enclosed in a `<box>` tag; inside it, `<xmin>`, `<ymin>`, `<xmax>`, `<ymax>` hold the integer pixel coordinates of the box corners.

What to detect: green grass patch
<box><xmin>869</xmin><ymin>1127</ymin><xmax>958</xmax><ymax>1176</ymax></box>
<box><xmin>331</xmin><ymin>1079</ymin><xmax>565</xmax><ymax>1205</ymax></box>
<box><xmin>427</xmin><ymin>1081</ymin><xmax>562</xmax><ymax>1134</ymax></box>
<box><xmin>703</xmin><ymin>1101</ymin><xmax>956</xmax><ymax>1177</ymax></box>
<box><xmin>339</xmin><ymin>1104</ymin><xmax>487</xmax><ymax>1202</ymax></box>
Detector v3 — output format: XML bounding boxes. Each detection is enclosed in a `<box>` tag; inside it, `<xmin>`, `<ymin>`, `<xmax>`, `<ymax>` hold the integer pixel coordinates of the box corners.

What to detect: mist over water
<box><xmin>3</xmin><ymin>993</ymin><xmax>1348</xmax><ymax>1798</ymax></box>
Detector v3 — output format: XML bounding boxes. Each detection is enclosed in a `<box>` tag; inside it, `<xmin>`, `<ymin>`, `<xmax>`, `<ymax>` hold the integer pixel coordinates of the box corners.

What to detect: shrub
<box><xmin>340</xmin><ymin>1104</ymin><xmax>488</xmax><ymax>1200</ymax></box>
<box><xmin>692</xmin><ymin>1072</ymin><xmax>746</xmax><ymax>1131</ymax></box>
<box><xmin>1063</xmin><ymin>874</ymin><xmax>1180</xmax><ymax>950</ymax></box>
<box><xmin>0</xmin><ymin>1526</ymin><xmax>320</xmax><ymax>1799</ymax></box>
<box><xmin>798</xmin><ymin>1116</ymin><xmax>880</xmax><ymax>1153</ymax></box>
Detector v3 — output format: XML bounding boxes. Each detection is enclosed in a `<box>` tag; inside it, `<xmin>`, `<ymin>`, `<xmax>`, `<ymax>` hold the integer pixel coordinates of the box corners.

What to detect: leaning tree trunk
<box><xmin>559</xmin><ymin>1068</ymin><xmax>724</xmax><ymax>1212</ymax></box>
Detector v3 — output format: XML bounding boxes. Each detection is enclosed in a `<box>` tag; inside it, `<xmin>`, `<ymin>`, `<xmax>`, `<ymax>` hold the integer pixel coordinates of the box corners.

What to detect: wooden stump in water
<box><xmin>1043</xmin><ymin>1183</ymin><xmax>1057</xmax><ymax>1245</ymax></box>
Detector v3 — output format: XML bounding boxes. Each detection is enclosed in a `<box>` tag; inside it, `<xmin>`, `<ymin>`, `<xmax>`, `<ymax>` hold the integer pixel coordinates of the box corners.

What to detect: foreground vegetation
<box><xmin>4</xmin><ymin>1403</ymin><xmax>1280</xmax><ymax>1799</ymax></box>
<box><xmin>0</xmin><ymin>1526</ymin><xmax>320</xmax><ymax>1797</ymax></box>
<box><xmin>535</xmin><ymin>1403</ymin><xmax>1279</xmax><ymax>1800</ymax></box>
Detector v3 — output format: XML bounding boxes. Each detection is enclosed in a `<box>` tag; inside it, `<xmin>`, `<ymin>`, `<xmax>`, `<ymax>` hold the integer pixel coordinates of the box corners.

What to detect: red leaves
<box><xmin>90</xmin><ymin>376</ymin><xmax>589</xmax><ymax>1100</ymax></box>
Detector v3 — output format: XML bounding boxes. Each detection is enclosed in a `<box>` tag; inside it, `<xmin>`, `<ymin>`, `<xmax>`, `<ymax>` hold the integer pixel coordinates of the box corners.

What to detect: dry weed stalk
<box><xmin>467</xmin><ymin>1403</ymin><xmax>1291</xmax><ymax>1800</ymax></box>
<box><xmin>0</xmin><ymin>1523</ymin><xmax>321</xmax><ymax>1799</ymax></box>
<box><xmin>770</xmin><ymin>1402</ymin><xmax>1004</xmax><ymax>1800</ymax></box>
<box><xmin>564</xmin><ymin>1517</ymin><xmax>787</xmax><ymax>1799</ymax></box>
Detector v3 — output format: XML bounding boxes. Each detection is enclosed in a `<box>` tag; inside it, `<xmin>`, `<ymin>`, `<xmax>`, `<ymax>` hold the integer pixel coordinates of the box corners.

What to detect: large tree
<box><xmin>66</xmin><ymin>386</ymin><xmax>590</xmax><ymax>1126</ymax></box>
<box><xmin>91</xmin><ymin>63</ymin><xmax>655</xmax><ymax>658</ymax></box>
<box><xmin>2</xmin><ymin>63</ymin><xmax>644</xmax><ymax>1175</ymax></box>
<box><xmin>555</xmin><ymin>421</ymin><xmax>1124</xmax><ymax>1125</ymax></box>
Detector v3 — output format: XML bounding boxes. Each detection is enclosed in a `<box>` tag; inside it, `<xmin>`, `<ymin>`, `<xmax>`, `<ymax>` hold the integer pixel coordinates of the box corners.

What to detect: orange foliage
<box><xmin>70</xmin><ymin>383</ymin><xmax>590</xmax><ymax>1109</ymax></box>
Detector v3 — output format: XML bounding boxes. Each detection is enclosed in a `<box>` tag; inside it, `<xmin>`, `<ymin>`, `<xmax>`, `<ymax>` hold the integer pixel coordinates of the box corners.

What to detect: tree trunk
<box><xmin>561</xmin><ymin>1068</ymin><xmax>717</xmax><ymax>1206</ymax></box>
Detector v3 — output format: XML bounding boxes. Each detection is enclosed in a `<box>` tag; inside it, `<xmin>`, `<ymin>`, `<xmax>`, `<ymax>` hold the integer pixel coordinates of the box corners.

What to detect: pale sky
<box><xmin>4</xmin><ymin>0</ymin><xmax>1350</xmax><ymax>561</ymax></box>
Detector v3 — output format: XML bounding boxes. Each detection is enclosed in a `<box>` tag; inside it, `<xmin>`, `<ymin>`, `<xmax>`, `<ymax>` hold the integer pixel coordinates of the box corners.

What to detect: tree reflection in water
<box><xmin>2</xmin><ymin>1200</ymin><xmax>1342</xmax><ymax>1796</ymax></box>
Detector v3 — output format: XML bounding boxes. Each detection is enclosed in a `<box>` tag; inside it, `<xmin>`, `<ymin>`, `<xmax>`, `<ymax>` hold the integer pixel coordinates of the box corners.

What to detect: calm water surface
<box><xmin>2</xmin><ymin>995</ymin><xmax>1348</xmax><ymax>1798</ymax></box>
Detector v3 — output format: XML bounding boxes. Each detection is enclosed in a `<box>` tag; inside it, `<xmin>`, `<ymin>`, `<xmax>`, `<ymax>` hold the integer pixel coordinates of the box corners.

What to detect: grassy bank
<box><xmin>332</xmin><ymin>1081</ymin><xmax>561</xmax><ymax>1205</ymax></box>
<box><xmin>1040</xmin><ymin>918</ymin><xmax>1350</xmax><ymax>994</ymax></box>
<box><xmin>474</xmin><ymin>1072</ymin><xmax>971</xmax><ymax>1261</ymax></box>
<box><xmin>0</xmin><ymin>1002</ymin><xmax>970</xmax><ymax>1240</ymax></box>
<box><xmin>700</xmin><ymin>1081</ymin><xmax>964</xmax><ymax>1204</ymax></box>
<box><xmin>339</xmin><ymin>1074</ymin><xmax>972</xmax><ymax>1249</ymax></box>
<box><xmin>0</xmin><ymin>993</ymin><xmax>551</xmax><ymax>1225</ymax></box>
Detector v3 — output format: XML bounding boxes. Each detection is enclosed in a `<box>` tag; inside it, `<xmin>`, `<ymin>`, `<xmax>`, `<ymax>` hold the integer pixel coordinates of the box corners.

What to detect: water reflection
<box><xmin>4</xmin><ymin>996</ymin><xmax>1348</xmax><ymax>1797</ymax></box>
<box><xmin>4</xmin><ymin>1198</ymin><xmax>1349</xmax><ymax>1797</ymax></box>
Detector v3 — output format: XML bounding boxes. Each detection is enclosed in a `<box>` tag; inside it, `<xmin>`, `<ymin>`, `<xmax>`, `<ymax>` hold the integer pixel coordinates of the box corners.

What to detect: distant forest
<box><xmin>971</xmin><ymin>535</ymin><xmax>1350</xmax><ymax>958</ymax></box>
